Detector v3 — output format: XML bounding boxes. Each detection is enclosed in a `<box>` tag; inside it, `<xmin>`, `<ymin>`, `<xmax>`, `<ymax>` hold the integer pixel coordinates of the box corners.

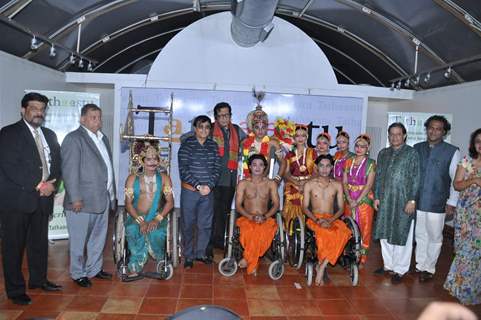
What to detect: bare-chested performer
<box><xmin>303</xmin><ymin>154</ymin><xmax>352</xmax><ymax>285</ymax></box>
<box><xmin>123</xmin><ymin>143</ymin><xmax>174</xmax><ymax>281</ymax></box>
<box><xmin>235</xmin><ymin>154</ymin><xmax>280</xmax><ymax>275</ymax></box>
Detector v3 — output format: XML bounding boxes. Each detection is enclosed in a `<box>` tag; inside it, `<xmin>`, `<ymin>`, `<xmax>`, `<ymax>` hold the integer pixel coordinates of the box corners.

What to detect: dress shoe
<box><xmin>195</xmin><ymin>256</ymin><xmax>213</xmax><ymax>265</ymax></box>
<box><xmin>94</xmin><ymin>270</ymin><xmax>112</xmax><ymax>280</ymax></box>
<box><xmin>391</xmin><ymin>273</ymin><xmax>403</xmax><ymax>284</ymax></box>
<box><xmin>184</xmin><ymin>259</ymin><xmax>194</xmax><ymax>269</ymax></box>
<box><xmin>10</xmin><ymin>294</ymin><xmax>32</xmax><ymax>305</ymax></box>
<box><xmin>419</xmin><ymin>271</ymin><xmax>434</xmax><ymax>282</ymax></box>
<box><xmin>73</xmin><ymin>277</ymin><xmax>92</xmax><ymax>288</ymax></box>
<box><xmin>29</xmin><ymin>280</ymin><xmax>62</xmax><ymax>292</ymax></box>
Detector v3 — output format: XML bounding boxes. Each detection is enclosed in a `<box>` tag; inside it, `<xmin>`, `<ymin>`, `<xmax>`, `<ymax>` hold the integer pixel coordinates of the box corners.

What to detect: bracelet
<box><xmin>274</xmin><ymin>175</ymin><xmax>282</xmax><ymax>181</ymax></box>
<box><xmin>135</xmin><ymin>216</ymin><xmax>145</xmax><ymax>224</ymax></box>
<box><xmin>155</xmin><ymin>215</ymin><xmax>164</xmax><ymax>222</ymax></box>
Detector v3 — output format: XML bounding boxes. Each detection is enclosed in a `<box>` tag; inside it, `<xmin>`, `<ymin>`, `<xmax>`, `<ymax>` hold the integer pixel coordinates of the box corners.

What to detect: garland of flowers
<box><xmin>273</xmin><ymin>118</ymin><xmax>296</xmax><ymax>150</ymax></box>
<box><xmin>242</xmin><ymin>133</ymin><xmax>270</xmax><ymax>177</ymax></box>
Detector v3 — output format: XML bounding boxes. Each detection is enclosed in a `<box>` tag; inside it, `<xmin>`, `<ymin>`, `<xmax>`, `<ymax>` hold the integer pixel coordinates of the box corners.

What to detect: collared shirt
<box><xmin>82</xmin><ymin>126</ymin><xmax>114</xmax><ymax>200</ymax></box>
<box><xmin>178</xmin><ymin>135</ymin><xmax>221</xmax><ymax>189</ymax></box>
<box><xmin>24</xmin><ymin>119</ymin><xmax>51</xmax><ymax>173</ymax></box>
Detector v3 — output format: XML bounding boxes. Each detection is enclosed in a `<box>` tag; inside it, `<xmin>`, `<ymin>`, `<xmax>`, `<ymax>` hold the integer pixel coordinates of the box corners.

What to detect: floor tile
<box><xmin>101</xmin><ymin>297</ymin><xmax>142</xmax><ymax>314</ymax></box>
<box><xmin>146</xmin><ymin>284</ymin><xmax>180</xmax><ymax>298</ymax></box>
<box><xmin>180</xmin><ymin>285</ymin><xmax>213</xmax><ymax>299</ymax></box>
<box><xmin>213</xmin><ymin>286</ymin><xmax>246</xmax><ymax>300</ymax></box>
<box><xmin>110</xmin><ymin>283</ymin><xmax>150</xmax><ymax>297</ymax></box>
<box><xmin>175</xmin><ymin>299</ymin><xmax>212</xmax><ymax>312</ymax></box>
<box><xmin>58</xmin><ymin>311</ymin><xmax>98</xmax><ymax>320</ymax></box>
<box><xmin>138</xmin><ymin>298</ymin><xmax>177</xmax><ymax>315</ymax></box>
<box><xmin>65</xmin><ymin>295</ymin><xmax>108</xmax><ymax>312</ymax></box>
<box><xmin>0</xmin><ymin>309</ymin><xmax>22</xmax><ymax>320</ymax></box>
<box><xmin>281</xmin><ymin>300</ymin><xmax>321</xmax><ymax>316</ymax></box>
<box><xmin>317</xmin><ymin>299</ymin><xmax>356</xmax><ymax>315</ymax></box>
<box><xmin>213</xmin><ymin>299</ymin><xmax>249</xmax><ymax>316</ymax></box>
<box><xmin>245</xmin><ymin>285</ymin><xmax>280</xmax><ymax>300</ymax></box>
<box><xmin>247</xmin><ymin>299</ymin><xmax>285</xmax><ymax>316</ymax></box>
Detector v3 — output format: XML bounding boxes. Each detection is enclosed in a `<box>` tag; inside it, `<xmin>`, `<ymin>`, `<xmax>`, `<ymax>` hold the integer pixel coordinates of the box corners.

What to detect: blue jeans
<box><xmin>180</xmin><ymin>188</ymin><xmax>214</xmax><ymax>260</ymax></box>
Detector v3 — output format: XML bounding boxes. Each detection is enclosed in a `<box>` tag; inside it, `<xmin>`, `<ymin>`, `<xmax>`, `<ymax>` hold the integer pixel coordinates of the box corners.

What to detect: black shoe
<box><xmin>73</xmin><ymin>277</ymin><xmax>92</xmax><ymax>288</ymax></box>
<box><xmin>373</xmin><ymin>267</ymin><xmax>386</xmax><ymax>275</ymax></box>
<box><xmin>29</xmin><ymin>280</ymin><xmax>62</xmax><ymax>292</ymax></box>
<box><xmin>184</xmin><ymin>260</ymin><xmax>194</xmax><ymax>269</ymax></box>
<box><xmin>419</xmin><ymin>271</ymin><xmax>434</xmax><ymax>282</ymax></box>
<box><xmin>195</xmin><ymin>256</ymin><xmax>213</xmax><ymax>265</ymax></box>
<box><xmin>10</xmin><ymin>294</ymin><xmax>32</xmax><ymax>305</ymax></box>
<box><xmin>94</xmin><ymin>270</ymin><xmax>112</xmax><ymax>280</ymax></box>
<box><xmin>391</xmin><ymin>273</ymin><xmax>403</xmax><ymax>284</ymax></box>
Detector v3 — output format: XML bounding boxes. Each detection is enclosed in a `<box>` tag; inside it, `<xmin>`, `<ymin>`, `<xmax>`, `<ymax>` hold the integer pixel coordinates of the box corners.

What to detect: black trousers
<box><xmin>0</xmin><ymin>202</ymin><xmax>49</xmax><ymax>298</ymax></box>
<box><xmin>206</xmin><ymin>186</ymin><xmax>236</xmax><ymax>256</ymax></box>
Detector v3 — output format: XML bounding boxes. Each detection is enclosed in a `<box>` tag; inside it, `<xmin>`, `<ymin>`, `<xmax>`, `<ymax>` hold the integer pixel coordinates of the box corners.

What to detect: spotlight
<box><xmin>396</xmin><ymin>81</ymin><xmax>402</xmax><ymax>89</ymax></box>
<box><xmin>413</xmin><ymin>75</ymin><xmax>420</xmax><ymax>86</ymax></box>
<box><xmin>78</xmin><ymin>58</ymin><xmax>84</xmax><ymax>68</ymax></box>
<box><xmin>390</xmin><ymin>82</ymin><xmax>395</xmax><ymax>90</ymax></box>
<box><xmin>87</xmin><ymin>61</ymin><xmax>93</xmax><ymax>71</ymax></box>
<box><xmin>444</xmin><ymin>67</ymin><xmax>452</xmax><ymax>79</ymax></box>
<box><xmin>30</xmin><ymin>36</ymin><xmax>39</xmax><ymax>50</ymax></box>
<box><xmin>69</xmin><ymin>53</ymin><xmax>76</xmax><ymax>64</ymax></box>
<box><xmin>49</xmin><ymin>45</ymin><xmax>56</xmax><ymax>58</ymax></box>
<box><xmin>424</xmin><ymin>73</ymin><xmax>431</xmax><ymax>83</ymax></box>
<box><xmin>404</xmin><ymin>78</ymin><xmax>411</xmax><ymax>87</ymax></box>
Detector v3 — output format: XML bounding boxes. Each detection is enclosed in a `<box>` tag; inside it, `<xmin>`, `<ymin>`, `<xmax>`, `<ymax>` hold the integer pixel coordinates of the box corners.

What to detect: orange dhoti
<box><xmin>344</xmin><ymin>203</ymin><xmax>374</xmax><ymax>264</ymax></box>
<box><xmin>306</xmin><ymin>213</ymin><xmax>352</xmax><ymax>265</ymax></box>
<box><xmin>237</xmin><ymin>216</ymin><xmax>277</xmax><ymax>274</ymax></box>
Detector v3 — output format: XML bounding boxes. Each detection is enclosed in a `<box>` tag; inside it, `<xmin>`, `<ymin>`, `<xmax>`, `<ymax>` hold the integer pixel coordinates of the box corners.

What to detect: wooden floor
<box><xmin>0</xmin><ymin>224</ymin><xmax>480</xmax><ymax>320</ymax></box>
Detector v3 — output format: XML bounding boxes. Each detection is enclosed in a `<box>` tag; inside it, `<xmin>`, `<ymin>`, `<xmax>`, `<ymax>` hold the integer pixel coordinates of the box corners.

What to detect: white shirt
<box><xmin>447</xmin><ymin>149</ymin><xmax>460</xmax><ymax>207</ymax></box>
<box><xmin>82</xmin><ymin>126</ymin><xmax>114</xmax><ymax>200</ymax></box>
<box><xmin>24</xmin><ymin>119</ymin><xmax>51</xmax><ymax>173</ymax></box>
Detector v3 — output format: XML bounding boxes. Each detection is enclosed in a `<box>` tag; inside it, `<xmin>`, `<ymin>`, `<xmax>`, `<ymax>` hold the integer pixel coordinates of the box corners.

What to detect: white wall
<box><xmin>0</xmin><ymin>51</ymin><xmax>81</xmax><ymax>127</ymax></box>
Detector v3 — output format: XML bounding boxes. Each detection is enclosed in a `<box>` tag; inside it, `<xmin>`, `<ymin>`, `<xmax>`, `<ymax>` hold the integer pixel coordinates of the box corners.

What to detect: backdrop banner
<box><xmin>120</xmin><ymin>87</ymin><xmax>365</xmax><ymax>207</ymax></box>
<box><xmin>27</xmin><ymin>90</ymin><xmax>100</xmax><ymax>240</ymax></box>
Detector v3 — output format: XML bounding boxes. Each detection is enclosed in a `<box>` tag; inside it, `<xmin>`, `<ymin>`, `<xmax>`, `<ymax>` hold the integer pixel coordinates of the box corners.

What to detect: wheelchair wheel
<box><xmin>350</xmin><ymin>262</ymin><xmax>359</xmax><ymax>286</ymax></box>
<box><xmin>268</xmin><ymin>259</ymin><xmax>284</xmax><ymax>280</ymax></box>
<box><xmin>306</xmin><ymin>262</ymin><xmax>314</xmax><ymax>287</ymax></box>
<box><xmin>287</xmin><ymin>216</ymin><xmax>305</xmax><ymax>269</ymax></box>
<box><xmin>156</xmin><ymin>260</ymin><xmax>174</xmax><ymax>280</ymax></box>
<box><xmin>218</xmin><ymin>257</ymin><xmax>238</xmax><ymax>277</ymax></box>
<box><xmin>343</xmin><ymin>216</ymin><xmax>362</xmax><ymax>264</ymax></box>
<box><xmin>275</xmin><ymin>212</ymin><xmax>286</xmax><ymax>262</ymax></box>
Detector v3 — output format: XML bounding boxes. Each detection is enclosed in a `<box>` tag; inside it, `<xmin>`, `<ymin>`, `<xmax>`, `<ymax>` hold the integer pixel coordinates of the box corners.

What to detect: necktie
<box><xmin>34</xmin><ymin>129</ymin><xmax>49</xmax><ymax>181</ymax></box>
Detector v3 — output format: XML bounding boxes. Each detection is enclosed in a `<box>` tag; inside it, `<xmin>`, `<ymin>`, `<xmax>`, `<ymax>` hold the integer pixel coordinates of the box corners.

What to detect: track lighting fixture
<box><xmin>69</xmin><ymin>53</ymin><xmax>76</xmax><ymax>64</ymax></box>
<box><xmin>423</xmin><ymin>73</ymin><xmax>430</xmax><ymax>83</ymax></box>
<box><xmin>78</xmin><ymin>58</ymin><xmax>84</xmax><ymax>68</ymax></box>
<box><xmin>87</xmin><ymin>61</ymin><xmax>93</xmax><ymax>71</ymax></box>
<box><xmin>30</xmin><ymin>36</ymin><xmax>39</xmax><ymax>50</ymax></box>
<box><xmin>444</xmin><ymin>67</ymin><xmax>452</xmax><ymax>79</ymax></box>
<box><xmin>49</xmin><ymin>45</ymin><xmax>56</xmax><ymax>58</ymax></box>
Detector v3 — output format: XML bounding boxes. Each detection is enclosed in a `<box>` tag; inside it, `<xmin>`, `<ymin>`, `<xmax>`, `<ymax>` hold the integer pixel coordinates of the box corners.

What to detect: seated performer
<box><xmin>235</xmin><ymin>154</ymin><xmax>280</xmax><ymax>275</ymax></box>
<box><xmin>123</xmin><ymin>143</ymin><xmax>174</xmax><ymax>281</ymax></box>
<box><xmin>303</xmin><ymin>154</ymin><xmax>352</xmax><ymax>285</ymax></box>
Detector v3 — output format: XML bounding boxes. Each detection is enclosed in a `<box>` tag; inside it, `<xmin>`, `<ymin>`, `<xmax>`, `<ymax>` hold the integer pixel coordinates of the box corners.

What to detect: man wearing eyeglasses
<box><xmin>206</xmin><ymin>102</ymin><xmax>246</xmax><ymax>259</ymax></box>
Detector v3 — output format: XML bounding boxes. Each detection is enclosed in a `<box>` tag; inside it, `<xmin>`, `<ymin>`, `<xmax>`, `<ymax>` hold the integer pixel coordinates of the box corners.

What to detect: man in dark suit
<box><xmin>61</xmin><ymin>104</ymin><xmax>116</xmax><ymax>288</ymax></box>
<box><xmin>0</xmin><ymin>92</ymin><xmax>62</xmax><ymax>305</ymax></box>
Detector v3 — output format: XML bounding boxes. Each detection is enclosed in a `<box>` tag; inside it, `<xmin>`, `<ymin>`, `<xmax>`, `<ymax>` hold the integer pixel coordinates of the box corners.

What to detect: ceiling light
<box><xmin>413</xmin><ymin>75</ymin><xmax>420</xmax><ymax>86</ymax></box>
<box><xmin>78</xmin><ymin>58</ymin><xmax>84</xmax><ymax>68</ymax></box>
<box><xmin>404</xmin><ymin>78</ymin><xmax>410</xmax><ymax>87</ymax></box>
<box><xmin>30</xmin><ymin>36</ymin><xmax>39</xmax><ymax>50</ymax></box>
<box><xmin>424</xmin><ymin>73</ymin><xmax>431</xmax><ymax>83</ymax></box>
<box><xmin>390</xmin><ymin>82</ymin><xmax>395</xmax><ymax>90</ymax></box>
<box><xmin>396</xmin><ymin>81</ymin><xmax>402</xmax><ymax>90</ymax></box>
<box><xmin>69</xmin><ymin>53</ymin><xmax>76</xmax><ymax>64</ymax></box>
<box><xmin>87</xmin><ymin>61</ymin><xmax>93</xmax><ymax>71</ymax></box>
<box><xmin>49</xmin><ymin>45</ymin><xmax>56</xmax><ymax>58</ymax></box>
<box><xmin>444</xmin><ymin>67</ymin><xmax>452</xmax><ymax>79</ymax></box>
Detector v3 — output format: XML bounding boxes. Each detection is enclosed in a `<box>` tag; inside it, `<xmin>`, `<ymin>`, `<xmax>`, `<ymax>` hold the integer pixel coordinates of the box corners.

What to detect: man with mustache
<box><xmin>0</xmin><ymin>92</ymin><xmax>62</xmax><ymax>305</ymax></box>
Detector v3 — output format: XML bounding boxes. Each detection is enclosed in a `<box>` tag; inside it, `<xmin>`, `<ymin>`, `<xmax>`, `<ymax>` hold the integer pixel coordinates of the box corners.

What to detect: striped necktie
<box><xmin>34</xmin><ymin>128</ymin><xmax>49</xmax><ymax>181</ymax></box>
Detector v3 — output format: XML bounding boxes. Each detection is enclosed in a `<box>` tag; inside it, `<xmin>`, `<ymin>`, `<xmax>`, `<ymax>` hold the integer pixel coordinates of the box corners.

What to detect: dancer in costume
<box><xmin>333</xmin><ymin>131</ymin><xmax>354</xmax><ymax>182</ymax></box>
<box><xmin>236</xmin><ymin>154</ymin><xmax>280</xmax><ymax>275</ymax></box>
<box><xmin>315</xmin><ymin>132</ymin><xmax>331</xmax><ymax>157</ymax></box>
<box><xmin>241</xmin><ymin>106</ymin><xmax>285</xmax><ymax>182</ymax></box>
<box><xmin>303</xmin><ymin>154</ymin><xmax>352</xmax><ymax>285</ymax></box>
<box><xmin>124</xmin><ymin>143</ymin><xmax>174</xmax><ymax>281</ymax></box>
<box><xmin>343</xmin><ymin>134</ymin><xmax>376</xmax><ymax>265</ymax></box>
<box><xmin>283</xmin><ymin>125</ymin><xmax>316</xmax><ymax>224</ymax></box>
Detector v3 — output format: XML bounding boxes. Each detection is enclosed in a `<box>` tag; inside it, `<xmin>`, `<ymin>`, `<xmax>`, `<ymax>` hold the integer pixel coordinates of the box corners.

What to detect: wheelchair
<box><xmin>285</xmin><ymin>215</ymin><xmax>306</xmax><ymax>269</ymax></box>
<box><xmin>291</xmin><ymin>215</ymin><xmax>361</xmax><ymax>286</ymax></box>
<box><xmin>218</xmin><ymin>210</ymin><xmax>286</xmax><ymax>280</ymax></box>
<box><xmin>112</xmin><ymin>204</ymin><xmax>177</xmax><ymax>281</ymax></box>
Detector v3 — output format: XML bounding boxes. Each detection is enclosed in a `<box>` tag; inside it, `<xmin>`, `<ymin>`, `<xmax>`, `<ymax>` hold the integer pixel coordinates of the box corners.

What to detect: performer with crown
<box><xmin>123</xmin><ymin>142</ymin><xmax>174</xmax><ymax>281</ymax></box>
<box><xmin>241</xmin><ymin>105</ymin><xmax>285</xmax><ymax>182</ymax></box>
<box><xmin>283</xmin><ymin>125</ymin><xmax>317</xmax><ymax>224</ymax></box>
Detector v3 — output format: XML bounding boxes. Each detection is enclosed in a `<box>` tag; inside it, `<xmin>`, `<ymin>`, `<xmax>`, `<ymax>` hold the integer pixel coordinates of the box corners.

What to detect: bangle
<box><xmin>135</xmin><ymin>216</ymin><xmax>144</xmax><ymax>224</ymax></box>
<box><xmin>155</xmin><ymin>215</ymin><xmax>164</xmax><ymax>222</ymax></box>
<box><xmin>274</xmin><ymin>175</ymin><xmax>282</xmax><ymax>182</ymax></box>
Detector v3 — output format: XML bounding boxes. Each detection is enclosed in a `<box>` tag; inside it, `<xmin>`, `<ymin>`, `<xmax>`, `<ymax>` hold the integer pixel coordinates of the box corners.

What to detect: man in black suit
<box><xmin>0</xmin><ymin>92</ymin><xmax>62</xmax><ymax>305</ymax></box>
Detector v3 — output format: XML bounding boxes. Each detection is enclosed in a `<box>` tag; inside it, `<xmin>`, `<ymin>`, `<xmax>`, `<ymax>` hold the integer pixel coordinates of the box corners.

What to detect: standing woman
<box><xmin>283</xmin><ymin>125</ymin><xmax>317</xmax><ymax>225</ymax></box>
<box><xmin>315</xmin><ymin>132</ymin><xmax>331</xmax><ymax>157</ymax></box>
<box><xmin>333</xmin><ymin>131</ymin><xmax>354</xmax><ymax>182</ymax></box>
<box><xmin>444</xmin><ymin>128</ymin><xmax>481</xmax><ymax>305</ymax></box>
<box><xmin>343</xmin><ymin>134</ymin><xmax>376</xmax><ymax>265</ymax></box>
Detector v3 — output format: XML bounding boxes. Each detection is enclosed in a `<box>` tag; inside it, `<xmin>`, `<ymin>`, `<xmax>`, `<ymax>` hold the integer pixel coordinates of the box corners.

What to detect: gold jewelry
<box><xmin>155</xmin><ymin>214</ymin><xmax>164</xmax><ymax>222</ymax></box>
<box><xmin>135</xmin><ymin>216</ymin><xmax>145</xmax><ymax>224</ymax></box>
<box><xmin>124</xmin><ymin>187</ymin><xmax>134</xmax><ymax>199</ymax></box>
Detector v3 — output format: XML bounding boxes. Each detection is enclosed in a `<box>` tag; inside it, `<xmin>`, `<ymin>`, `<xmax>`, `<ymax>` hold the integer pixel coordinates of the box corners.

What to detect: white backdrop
<box><xmin>119</xmin><ymin>87</ymin><xmax>365</xmax><ymax>206</ymax></box>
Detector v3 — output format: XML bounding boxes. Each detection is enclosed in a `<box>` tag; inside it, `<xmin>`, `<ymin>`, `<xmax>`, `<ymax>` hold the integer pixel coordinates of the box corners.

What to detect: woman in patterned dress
<box><xmin>444</xmin><ymin>128</ymin><xmax>481</xmax><ymax>305</ymax></box>
<box><xmin>343</xmin><ymin>134</ymin><xmax>376</xmax><ymax>265</ymax></box>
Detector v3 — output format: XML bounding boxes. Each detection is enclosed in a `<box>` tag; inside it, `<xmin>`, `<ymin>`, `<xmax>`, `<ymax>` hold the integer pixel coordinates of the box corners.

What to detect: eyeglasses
<box><xmin>217</xmin><ymin>113</ymin><xmax>231</xmax><ymax>119</ymax></box>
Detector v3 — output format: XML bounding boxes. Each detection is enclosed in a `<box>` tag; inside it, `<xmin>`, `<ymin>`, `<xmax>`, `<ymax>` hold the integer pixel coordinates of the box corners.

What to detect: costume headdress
<box><xmin>317</xmin><ymin>132</ymin><xmax>331</xmax><ymax>143</ymax></box>
<box><xmin>336</xmin><ymin>131</ymin><xmax>350</xmax><ymax>140</ymax></box>
<box><xmin>246</xmin><ymin>105</ymin><xmax>268</xmax><ymax>132</ymax></box>
<box><xmin>355</xmin><ymin>133</ymin><xmax>371</xmax><ymax>145</ymax></box>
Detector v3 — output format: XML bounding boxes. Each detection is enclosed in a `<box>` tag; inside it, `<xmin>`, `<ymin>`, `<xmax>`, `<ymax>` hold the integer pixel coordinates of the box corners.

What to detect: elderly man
<box><xmin>0</xmin><ymin>92</ymin><xmax>62</xmax><ymax>305</ymax></box>
<box><xmin>374</xmin><ymin>122</ymin><xmax>420</xmax><ymax>284</ymax></box>
<box><xmin>414</xmin><ymin>115</ymin><xmax>459</xmax><ymax>282</ymax></box>
<box><xmin>207</xmin><ymin>102</ymin><xmax>246</xmax><ymax>258</ymax></box>
<box><xmin>178</xmin><ymin>115</ymin><xmax>221</xmax><ymax>269</ymax></box>
<box><xmin>62</xmin><ymin>104</ymin><xmax>116</xmax><ymax>288</ymax></box>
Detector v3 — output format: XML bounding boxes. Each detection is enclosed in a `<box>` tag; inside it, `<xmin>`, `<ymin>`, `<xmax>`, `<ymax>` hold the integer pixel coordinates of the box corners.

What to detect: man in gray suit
<box><xmin>61</xmin><ymin>104</ymin><xmax>116</xmax><ymax>288</ymax></box>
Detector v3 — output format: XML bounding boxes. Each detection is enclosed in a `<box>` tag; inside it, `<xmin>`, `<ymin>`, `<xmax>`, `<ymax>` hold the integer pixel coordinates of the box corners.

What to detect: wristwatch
<box><xmin>196</xmin><ymin>185</ymin><xmax>201</xmax><ymax>191</ymax></box>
